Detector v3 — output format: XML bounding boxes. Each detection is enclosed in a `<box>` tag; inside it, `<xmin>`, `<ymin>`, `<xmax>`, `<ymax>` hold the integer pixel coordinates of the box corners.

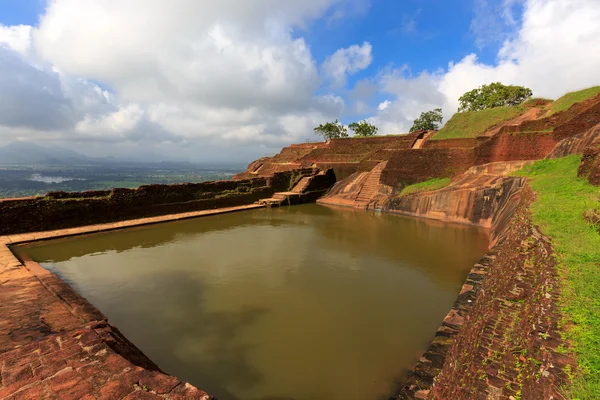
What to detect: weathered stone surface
<box><xmin>396</xmin><ymin>187</ymin><xmax>574</xmax><ymax>400</ymax></box>
<box><xmin>0</xmin><ymin>170</ymin><xmax>311</xmax><ymax>236</ymax></box>
<box><xmin>578</xmin><ymin>141</ymin><xmax>600</xmax><ymax>186</ymax></box>
<box><xmin>0</xmin><ymin>207</ymin><xmax>286</xmax><ymax>399</ymax></box>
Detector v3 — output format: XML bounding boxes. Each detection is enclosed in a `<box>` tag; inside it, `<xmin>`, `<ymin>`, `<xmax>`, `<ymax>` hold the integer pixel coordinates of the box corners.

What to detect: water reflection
<box><xmin>19</xmin><ymin>204</ymin><xmax>488</xmax><ymax>400</ymax></box>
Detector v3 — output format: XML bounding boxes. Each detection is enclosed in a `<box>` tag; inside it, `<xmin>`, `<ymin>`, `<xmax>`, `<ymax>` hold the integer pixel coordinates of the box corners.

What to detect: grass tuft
<box><xmin>432</xmin><ymin>106</ymin><xmax>527</xmax><ymax>140</ymax></box>
<box><xmin>399</xmin><ymin>177</ymin><xmax>451</xmax><ymax>196</ymax></box>
<box><xmin>514</xmin><ymin>156</ymin><xmax>600</xmax><ymax>399</ymax></box>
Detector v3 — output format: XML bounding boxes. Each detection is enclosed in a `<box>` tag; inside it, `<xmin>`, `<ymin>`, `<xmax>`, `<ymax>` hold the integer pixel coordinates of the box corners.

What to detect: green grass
<box><xmin>545</xmin><ymin>86</ymin><xmax>600</xmax><ymax>117</ymax></box>
<box><xmin>399</xmin><ymin>177</ymin><xmax>451</xmax><ymax>196</ymax></box>
<box><xmin>432</xmin><ymin>106</ymin><xmax>527</xmax><ymax>140</ymax></box>
<box><xmin>514</xmin><ymin>156</ymin><xmax>600</xmax><ymax>399</ymax></box>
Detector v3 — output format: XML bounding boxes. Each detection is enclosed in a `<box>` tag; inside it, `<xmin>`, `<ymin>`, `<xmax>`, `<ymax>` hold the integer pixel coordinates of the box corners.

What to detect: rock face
<box><xmin>549</xmin><ymin>122</ymin><xmax>600</xmax><ymax>158</ymax></box>
<box><xmin>578</xmin><ymin>141</ymin><xmax>600</xmax><ymax>186</ymax></box>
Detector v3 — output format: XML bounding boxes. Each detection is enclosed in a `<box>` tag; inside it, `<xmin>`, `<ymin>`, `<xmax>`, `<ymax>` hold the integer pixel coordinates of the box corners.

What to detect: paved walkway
<box><xmin>0</xmin><ymin>203</ymin><xmax>263</xmax><ymax>399</ymax></box>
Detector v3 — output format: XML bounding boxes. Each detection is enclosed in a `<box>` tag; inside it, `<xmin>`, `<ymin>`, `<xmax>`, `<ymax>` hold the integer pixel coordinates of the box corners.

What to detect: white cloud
<box><xmin>373</xmin><ymin>0</ymin><xmax>600</xmax><ymax>134</ymax></box>
<box><xmin>377</xmin><ymin>100</ymin><xmax>391</xmax><ymax>111</ymax></box>
<box><xmin>0</xmin><ymin>0</ymin><xmax>358</xmax><ymax>160</ymax></box>
<box><xmin>1</xmin><ymin>0</ymin><xmax>600</xmax><ymax>162</ymax></box>
<box><xmin>0</xmin><ymin>24</ymin><xmax>32</xmax><ymax>55</ymax></box>
<box><xmin>322</xmin><ymin>41</ymin><xmax>373</xmax><ymax>87</ymax></box>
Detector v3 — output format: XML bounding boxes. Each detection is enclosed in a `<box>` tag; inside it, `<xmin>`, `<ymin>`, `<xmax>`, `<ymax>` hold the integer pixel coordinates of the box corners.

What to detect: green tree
<box><xmin>349</xmin><ymin>120</ymin><xmax>378</xmax><ymax>137</ymax></box>
<box><xmin>409</xmin><ymin>108</ymin><xmax>443</xmax><ymax>132</ymax></box>
<box><xmin>313</xmin><ymin>119</ymin><xmax>348</xmax><ymax>141</ymax></box>
<box><xmin>458</xmin><ymin>82</ymin><xmax>533</xmax><ymax>112</ymax></box>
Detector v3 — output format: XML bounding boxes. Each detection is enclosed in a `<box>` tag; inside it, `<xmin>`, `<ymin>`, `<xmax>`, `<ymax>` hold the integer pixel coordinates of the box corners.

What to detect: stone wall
<box><xmin>381</xmin><ymin>148</ymin><xmax>476</xmax><ymax>187</ymax></box>
<box><xmin>475</xmin><ymin>132</ymin><xmax>558</xmax><ymax>164</ymax></box>
<box><xmin>397</xmin><ymin>187</ymin><xmax>573</xmax><ymax>400</ymax></box>
<box><xmin>0</xmin><ymin>171</ymin><xmax>306</xmax><ymax>235</ymax></box>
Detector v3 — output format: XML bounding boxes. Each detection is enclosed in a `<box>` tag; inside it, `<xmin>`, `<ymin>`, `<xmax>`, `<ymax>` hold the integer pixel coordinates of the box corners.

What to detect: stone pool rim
<box><xmin>0</xmin><ymin>202</ymin><xmax>493</xmax><ymax>400</ymax></box>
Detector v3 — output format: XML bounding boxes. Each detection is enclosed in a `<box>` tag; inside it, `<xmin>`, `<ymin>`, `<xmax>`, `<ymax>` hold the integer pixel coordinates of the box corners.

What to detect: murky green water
<box><xmin>19</xmin><ymin>204</ymin><xmax>488</xmax><ymax>400</ymax></box>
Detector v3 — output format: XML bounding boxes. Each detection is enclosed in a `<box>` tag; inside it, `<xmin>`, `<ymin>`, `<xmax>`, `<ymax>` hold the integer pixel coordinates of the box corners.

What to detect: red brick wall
<box><xmin>381</xmin><ymin>148</ymin><xmax>475</xmax><ymax>187</ymax></box>
<box><xmin>424</xmin><ymin>138</ymin><xmax>477</xmax><ymax>149</ymax></box>
<box><xmin>475</xmin><ymin>133</ymin><xmax>558</xmax><ymax>164</ymax></box>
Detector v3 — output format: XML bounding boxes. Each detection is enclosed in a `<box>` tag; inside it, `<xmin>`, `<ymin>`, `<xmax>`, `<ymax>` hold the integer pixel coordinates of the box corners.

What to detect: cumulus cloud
<box><xmin>373</xmin><ymin>0</ymin><xmax>600</xmax><ymax>134</ymax></box>
<box><xmin>1</xmin><ymin>0</ymin><xmax>600</xmax><ymax>162</ymax></box>
<box><xmin>0</xmin><ymin>0</ymin><xmax>358</xmax><ymax>160</ymax></box>
<box><xmin>322</xmin><ymin>41</ymin><xmax>373</xmax><ymax>87</ymax></box>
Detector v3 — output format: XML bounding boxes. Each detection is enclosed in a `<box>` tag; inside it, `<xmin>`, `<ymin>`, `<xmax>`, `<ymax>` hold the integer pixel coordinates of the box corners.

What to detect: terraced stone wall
<box><xmin>0</xmin><ymin>171</ymin><xmax>301</xmax><ymax>235</ymax></box>
<box><xmin>381</xmin><ymin>148</ymin><xmax>476</xmax><ymax>187</ymax></box>
<box><xmin>475</xmin><ymin>132</ymin><xmax>558</xmax><ymax>164</ymax></box>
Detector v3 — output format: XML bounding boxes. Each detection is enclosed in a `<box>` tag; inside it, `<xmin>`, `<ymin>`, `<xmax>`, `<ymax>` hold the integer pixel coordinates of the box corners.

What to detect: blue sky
<box><xmin>0</xmin><ymin>0</ymin><xmax>598</xmax><ymax>162</ymax></box>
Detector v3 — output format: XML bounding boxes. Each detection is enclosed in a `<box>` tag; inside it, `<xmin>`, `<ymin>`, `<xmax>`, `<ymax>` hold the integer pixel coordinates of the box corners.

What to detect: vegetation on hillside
<box><xmin>514</xmin><ymin>156</ymin><xmax>600</xmax><ymax>399</ymax></box>
<box><xmin>458</xmin><ymin>82</ymin><xmax>532</xmax><ymax>112</ymax></box>
<box><xmin>314</xmin><ymin>119</ymin><xmax>348</xmax><ymax>141</ymax></box>
<box><xmin>398</xmin><ymin>177</ymin><xmax>451</xmax><ymax>196</ymax></box>
<box><xmin>544</xmin><ymin>86</ymin><xmax>600</xmax><ymax>117</ymax></box>
<box><xmin>349</xmin><ymin>120</ymin><xmax>378</xmax><ymax>137</ymax></box>
<box><xmin>410</xmin><ymin>108</ymin><xmax>443</xmax><ymax>132</ymax></box>
<box><xmin>431</xmin><ymin>105</ymin><xmax>527</xmax><ymax>140</ymax></box>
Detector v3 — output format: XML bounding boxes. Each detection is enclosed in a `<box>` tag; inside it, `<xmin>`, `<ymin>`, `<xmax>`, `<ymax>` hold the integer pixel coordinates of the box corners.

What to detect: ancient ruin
<box><xmin>1</xmin><ymin>89</ymin><xmax>600</xmax><ymax>399</ymax></box>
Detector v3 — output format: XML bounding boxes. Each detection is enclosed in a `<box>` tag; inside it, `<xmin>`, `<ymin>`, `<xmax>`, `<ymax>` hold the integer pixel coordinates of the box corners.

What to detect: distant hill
<box><xmin>0</xmin><ymin>142</ymin><xmax>91</xmax><ymax>165</ymax></box>
<box><xmin>0</xmin><ymin>142</ymin><xmax>244</xmax><ymax>169</ymax></box>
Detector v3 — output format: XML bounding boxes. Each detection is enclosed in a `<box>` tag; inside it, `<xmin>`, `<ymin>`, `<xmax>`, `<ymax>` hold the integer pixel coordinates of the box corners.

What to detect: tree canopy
<box><xmin>458</xmin><ymin>82</ymin><xmax>533</xmax><ymax>112</ymax></box>
<box><xmin>349</xmin><ymin>120</ymin><xmax>378</xmax><ymax>137</ymax></box>
<box><xmin>409</xmin><ymin>108</ymin><xmax>443</xmax><ymax>132</ymax></box>
<box><xmin>313</xmin><ymin>119</ymin><xmax>348</xmax><ymax>141</ymax></box>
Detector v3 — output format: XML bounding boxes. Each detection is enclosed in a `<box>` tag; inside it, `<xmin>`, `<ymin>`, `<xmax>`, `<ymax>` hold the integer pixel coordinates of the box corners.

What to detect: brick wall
<box><xmin>0</xmin><ymin>171</ymin><xmax>301</xmax><ymax>235</ymax></box>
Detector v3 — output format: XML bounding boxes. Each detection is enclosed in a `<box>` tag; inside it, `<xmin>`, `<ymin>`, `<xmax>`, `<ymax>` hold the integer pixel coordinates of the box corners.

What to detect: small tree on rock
<box><xmin>313</xmin><ymin>119</ymin><xmax>348</xmax><ymax>141</ymax></box>
<box><xmin>410</xmin><ymin>108</ymin><xmax>443</xmax><ymax>132</ymax></box>
<box><xmin>458</xmin><ymin>82</ymin><xmax>533</xmax><ymax>112</ymax></box>
<box><xmin>349</xmin><ymin>120</ymin><xmax>378</xmax><ymax>137</ymax></box>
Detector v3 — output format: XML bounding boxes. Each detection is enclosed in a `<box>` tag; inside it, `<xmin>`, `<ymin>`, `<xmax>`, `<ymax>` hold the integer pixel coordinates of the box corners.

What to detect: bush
<box><xmin>349</xmin><ymin>121</ymin><xmax>378</xmax><ymax>137</ymax></box>
<box><xmin>458</xmin><ymin>82</ymin><xmax>532</xmax><ymax>112</ymax></box>
<box><xmin>314</xmin><ymin>119</ymin><xmax>348</xmax><ymax>141</ymax></box>
<box><xmin>410</xmin><ymin>108</ymin><xmax>443</xmax><ymax>132</ymax></box>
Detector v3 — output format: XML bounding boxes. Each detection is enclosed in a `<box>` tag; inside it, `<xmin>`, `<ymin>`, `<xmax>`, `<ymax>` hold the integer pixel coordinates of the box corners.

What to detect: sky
<box><xmin>0</xmin><ymin>0</ymin><xmax>599</xmax><ymax>163</ymax></box>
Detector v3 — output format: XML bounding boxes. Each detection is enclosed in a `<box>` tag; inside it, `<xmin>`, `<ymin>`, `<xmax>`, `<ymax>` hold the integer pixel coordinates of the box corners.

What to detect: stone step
<box><xmin>290</xmin><ymin>177</ymin><xmax>312</xmax><ymax>193</ymax></box>
<box><xmin>355</xmin><ymin>162</ymin><xmax>386</xmax><ymax>205</ymax></box>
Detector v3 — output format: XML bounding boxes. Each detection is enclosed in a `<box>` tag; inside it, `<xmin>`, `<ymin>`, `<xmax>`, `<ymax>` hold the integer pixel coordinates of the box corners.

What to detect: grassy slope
<box><xmin>399</xmin><ymin>177</ymin><xmax>451</xmax><ymax>196</ymax></box>
<box><xmin>545</xmin><ymin>86</ymin><xmax>600</xmax><ymax>117</ymax></box>
<box><xmin>514</xmin><ymin>156</ymin><xmax>600</xmax><ymax>399</ymax></box>
<box><xmin>432</xmin><ymin>106</ymin><xmax>527</xmax><ymax>140</ymax></box>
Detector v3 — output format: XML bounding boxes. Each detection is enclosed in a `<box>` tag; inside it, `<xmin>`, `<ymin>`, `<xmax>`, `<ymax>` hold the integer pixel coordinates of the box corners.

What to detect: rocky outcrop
<box><xmin>383</xmin><ymin>172</ymin><xmax>526</xmax><ymax>232</ymax></box>
<box><xmin>549</xmin><ymin>122</ymin><xmax>600</xmax><ymax>158</ymax></box>
<box><xmin>578</xmin><ymin>141</ymin><xmax>600</xmax><ymax>186</ymax></box>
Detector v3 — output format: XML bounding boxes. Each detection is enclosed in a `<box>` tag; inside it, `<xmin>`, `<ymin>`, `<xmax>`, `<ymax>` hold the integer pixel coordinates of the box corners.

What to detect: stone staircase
<box><xmin>256</xmin><ymin>192</ymin><xmax>290</xmax><ymax>207</ymax></box>
<box><xmin>411</xmin><ymin>130</ymin><xmax>435</xmax><ymax>149</ymax></box>
<box><xmin>256</xmin><ymin>174</ymin><xmax>315</xmax><ymax>207</ymax></box>
<box><xmin>290</xmin><ymin>176</ymin><xmax>311</xmax><ymax>193</ymax></box>
<box><xmin>355</xmin><ymin>162</ymin><xmax>386</xmax><ymax>207</ymax></box>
